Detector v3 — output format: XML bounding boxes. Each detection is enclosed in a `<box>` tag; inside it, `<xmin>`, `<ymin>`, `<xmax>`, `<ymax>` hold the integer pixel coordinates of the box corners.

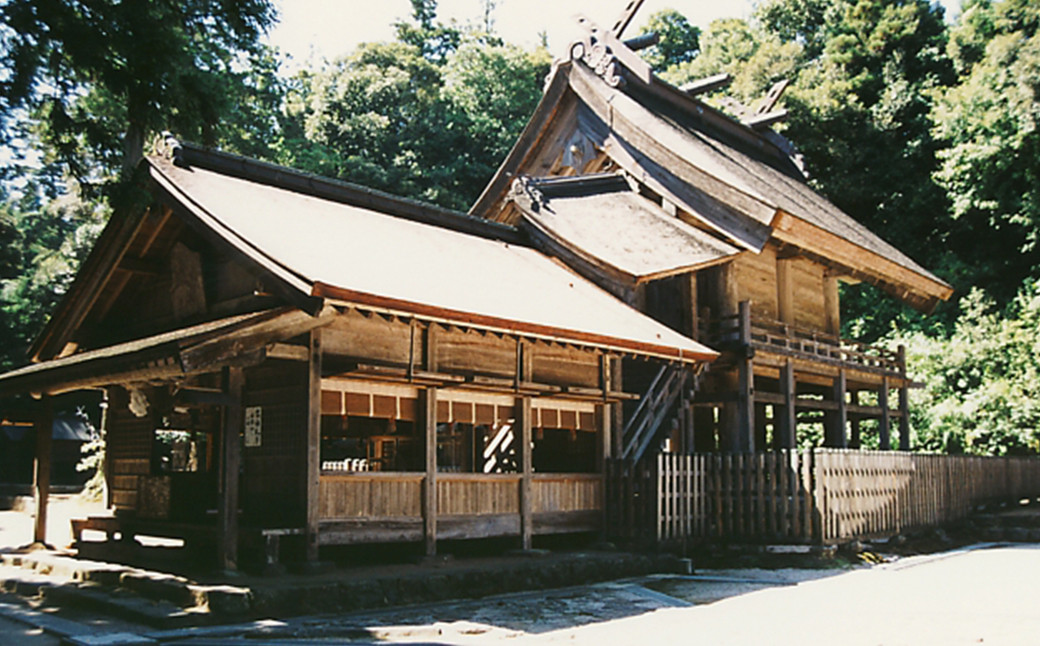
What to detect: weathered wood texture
<box><xmin>608</xmin><ymin>450</ymin><xmax>1040</xmax><ymax>546</ymax></box>
<box><xmin>241</xmin><ymin>361</ymin><xmax>309</xmax><ymax>526</ymax></box>
<box><xmin>106</xmin><ymin>387</ymin><xmax>154</xmax><ymax>513</ymax></box>
<box><xmin>316</xmin><ymin>472</ymin><xmax>603</xmax><ymax>545</ymax></box>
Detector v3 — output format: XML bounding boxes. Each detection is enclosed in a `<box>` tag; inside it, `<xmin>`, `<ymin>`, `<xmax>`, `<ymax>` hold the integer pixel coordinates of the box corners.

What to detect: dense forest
<box><xmin>1</xmin><ymin>0</ymin><xmax>1038</xmax><ymax>456</ymax></box>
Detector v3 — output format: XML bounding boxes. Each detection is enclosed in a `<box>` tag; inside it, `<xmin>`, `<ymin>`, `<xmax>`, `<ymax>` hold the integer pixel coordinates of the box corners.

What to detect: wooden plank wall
<box><xmin>106</xmin><ymin>387</ymin><xmax>154</xmax><ymax>513</ymax></box>
<box><xmin>531</xmin><ymin>474</ymin><xmax>602</xmax><ymax>514</ymax></box>
<box><xmin>241</xmin><ymin>360</ymin><xmax>309</xmax><ymax>526</ymax></box>
<box><xmin>732</xmin><ymin>247</ymin><xmax>778</xmax><ymax>321</ymax></box>
<box><xmin>609</xmin><ymin>450</ymin><xmax>1040</xmax><ymax>546</ymax></box>
<box><xmin>319</xmin><ymin>473</ymin><xmax>423</xmax><ymax>519</ymax></box>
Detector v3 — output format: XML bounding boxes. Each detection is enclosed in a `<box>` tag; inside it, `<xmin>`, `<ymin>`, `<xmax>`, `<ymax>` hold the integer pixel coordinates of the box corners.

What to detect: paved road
<box><xmin>523</xmin><ymin>544</ymin><xmax>1040</xmax><ymax>646</ymax></box>
<box><xmin>0</xmin><ymin>616</ymin><xmax>60</xmax><ymax>646</ymax></box>
<box><xmin>2</xmin><ymin>542</ymin><xmax>1039</xmax><ymax>645</ymax></box>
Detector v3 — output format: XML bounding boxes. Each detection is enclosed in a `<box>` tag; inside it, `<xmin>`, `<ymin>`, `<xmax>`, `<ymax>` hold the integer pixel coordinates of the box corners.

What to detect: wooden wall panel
<box><xmin>241</xmin><ymin>361</ymin><xmax>308</xmax><ymax>526</ymax></box>
<box><xmin>531</xmin><ymin>346</ymin><xmax>599</xmax><ymax>388</ymax></box>
<box><xmin>435</xmin><ymin>328</ymin><xmax>515</xmax><ymax>378</ymax></box>
<box><xmin>106</xmin><ymin>387</ymin><xmax>154</xmax><ymax>513</ymax></box>
<box><xmin>322</xmin><ymin>311</ymin><xmax>417</xmax><ymax>365</ymax></box>
<box><xmin>733</xmin><ymin>246</ymin><xmax>778</xmax><ymax>321</ymax></box>
<box><xmin>790</xmin><ymin>257</ymin><xmax>826</xmax><ymax>331</ymax></box>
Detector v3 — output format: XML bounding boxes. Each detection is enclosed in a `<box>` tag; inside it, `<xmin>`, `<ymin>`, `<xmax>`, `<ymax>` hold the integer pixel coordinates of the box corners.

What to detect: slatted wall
<box><xmin>608</xmin><ymin>450</ymin><xmax>1040</xmax><ymax>546</ymax></box>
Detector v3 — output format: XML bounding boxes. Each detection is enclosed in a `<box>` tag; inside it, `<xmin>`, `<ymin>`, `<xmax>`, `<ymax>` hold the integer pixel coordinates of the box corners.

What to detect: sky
<box><xmin>267</xmin><ymin>0</ymin><xmax>962</xmax><ymax>69</ymax></box>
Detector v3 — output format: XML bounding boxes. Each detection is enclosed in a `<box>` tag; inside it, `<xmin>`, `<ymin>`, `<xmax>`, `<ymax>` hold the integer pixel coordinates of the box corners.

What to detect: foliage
<box><xmin>638</xmin><ymin>9</ymin><xmax>701</xmax><ymax>71</ymax></box>
<box><xmin>901</xmin><ymin>285</ymin><xmax>1040</xmax><ymax>456</ymax></box>
<box><xmin>0</xmin><ymin>0</ymin><xmax>278</xmax><ymax>194</ymax></box>
<box><xmin>932</xmin><ymin>0</ymin><xmax>1040</xmax><ymax>305</ymax></box>
<box><xmin>0</xmin><ymin>186</ymin><xmax>105</xmax><ymax>370</ymax></box>
<box><xmin>281</xmin><ymin>4</ymin><xmax>549</xmax><ymax>210</ymax></box>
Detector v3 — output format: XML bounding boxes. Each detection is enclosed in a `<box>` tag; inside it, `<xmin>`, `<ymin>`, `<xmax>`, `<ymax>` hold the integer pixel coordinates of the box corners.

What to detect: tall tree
<box><xmin>281</xmin><ymin>3</ymin><xmax>549</xmax><ymax>211</ymax></box>
<box><xmin>932</xmin><ymin>0</ymin><xmax>1040</xmax><ymax>304</ymax></box>
<box><xmin>0</xmin><ymin>0</ymin><xmax>277</xmax><ymax>193</ymax></box>
<box><xmin>638</xmin><ymin>9</ymin><xmax>701</xmax><ymax>71</ymax></box>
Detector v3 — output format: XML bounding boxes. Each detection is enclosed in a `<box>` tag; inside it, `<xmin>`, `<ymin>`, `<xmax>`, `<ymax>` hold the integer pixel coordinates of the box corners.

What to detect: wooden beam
<box><xmin>680</xmin><ymin>73</ymin><xmax>732</xmax><ymax>97</ymax></box>
<box><xmin>423</xmin><ymin>388</ymin><xmax>438</xmax><ymax>556</ymax></box>
<box><xmin>518</xmin><ymin>396</ymin><xmax>533</xmax><ymax>551</ymax></box>
<box><xmin>305</xmin><ymin>329</ymin><xmax>322</xmax><ymax>561</ymax></box>
<box><xmin>265</xmin><ymin>343</ymin><xmax>309</xmax><ymax>361</ymax></box>
<box><xmin>745</xmin><ymin>109</ymin><xmax>788</xmax><ymax>130</ymax></box>
<box><xmin>771</xmin><ymin>210</ymin><xmax>953</xmax><ymax>308</ymax></box>
<box><xmin>610</xmin><ymin>0</ymin><xmax>645</xmax><ymax>37</ymax></box>
<box><xmin>32</xmin><ymin>396</ymin><xmax>53</xmax><ymax>545</ymax></box>
<box><xmin>218</xmin><ymin>366</ymin><xmax>243</xmax><ymax>572</ymax></box>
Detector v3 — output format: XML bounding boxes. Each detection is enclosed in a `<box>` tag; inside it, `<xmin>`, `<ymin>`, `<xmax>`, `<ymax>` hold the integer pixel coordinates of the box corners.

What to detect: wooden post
<box><xmin>736</xmin><ymin>301</ymin><xmax>754</xmax><ymax>452</ymax></box>
<box><xmin>518</xmin><ymin>396</ymin><xmax>533</xmax><ymax>550</ymax></box>
<box><xmin>825</xmin><ymin>370</ymin><xmax>847</xmax><ymax>448</ymax></box>
<box><xmin>898</xmin><ymin>345</ymin><xmax>910</xmax><ymax>451</ymax></box>
<box><xmin>776</xmin><ymin>257</ymin><xmax>794</xmax><ymax>324</ymax></box>
<box><xmin>32</xmin><ymin>396</ymin><xmax>53</xmax><ymax>546</ymax></box>
<box><xmin>778</xmin><ymin>359</ymin><xmax>796</xmax><ymax>449</ymax></box>
<box><xmin>848</xmin><ymin>390</ymin><xmax>861</xmax><ymax>449</ymax></box>
<box><xmin>823</xmin><ymin>273</ymin><xmax>840</xmax><ymax>336</ymax></box>
<box><xmin>599</xmin><ymin>355</ymin><xmax>613</xmax><ymax>466</ymax></box>
<box><xmin>879</xmin><ymin>377</ymin><xmax>891</xmax><ymax>450</ymax></box>
<box><xmin>218</xmin><ymin>366</ymin><xmax>243</xmax><ymax>571</ymax></box>
<box><xmin>423</xmin><ymin>388</ymin><xmax>438</xmax><ymax>556</ymax></box>
<box><xmin>686</xmin><ymin>273</ymin><xmax>699</xmax><ymax>340</ymax></box>
<box><xmin>610</xmin><ymin>357</ymin><xmax>623</xmax><ymax>458</ymax></box>
<box><xmin>305</xmin><ymin>329</ymin><xmax>322</xmax><ymax>562</ymax></box>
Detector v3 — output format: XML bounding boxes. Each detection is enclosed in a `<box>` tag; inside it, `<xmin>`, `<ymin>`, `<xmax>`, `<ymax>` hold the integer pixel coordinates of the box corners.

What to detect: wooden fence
<box><xmin>606</xmin><ymin>450</ymin><xmax>1040</xmax><ymax>546</ymax></box>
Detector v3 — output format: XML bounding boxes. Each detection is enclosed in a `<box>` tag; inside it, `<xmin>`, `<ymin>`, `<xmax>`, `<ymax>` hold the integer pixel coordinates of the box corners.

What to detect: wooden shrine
<box><xmin>470</xmin><ymin>3</ymin><xmax>952</xmax><ymax>458</ymax></box>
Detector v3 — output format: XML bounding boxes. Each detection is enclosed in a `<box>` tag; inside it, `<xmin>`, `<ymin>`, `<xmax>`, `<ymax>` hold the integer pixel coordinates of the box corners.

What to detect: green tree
<box><xmin>902</xmin><ymin>285</ymin><xmax>1040</xmax><ymax>456</ymax></box>
<box><xmin>638</xmin><ymin>9</ymin><xmax>701</xmax><ymax>71</ymax></box>
<box><xmin>281</xmin><ymin>7</ymin><xmax>549</xmax><ymax>211</ymax></box>
<box><xmin>932</xmin><ymin>0</ymin><xmax>1040</xmax><ymax>304</ymax></box>
<box><xmin>0</xmin><ymin>0</ymin><xmax>277</xmax><ymax>193</ymax></box>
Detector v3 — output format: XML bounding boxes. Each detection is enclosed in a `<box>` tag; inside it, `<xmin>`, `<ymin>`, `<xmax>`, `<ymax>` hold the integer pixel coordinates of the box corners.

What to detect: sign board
<box><xmin>244</xmin><ymin>406</ymin><xmax>262</xmax><ymax>447</ymax></box>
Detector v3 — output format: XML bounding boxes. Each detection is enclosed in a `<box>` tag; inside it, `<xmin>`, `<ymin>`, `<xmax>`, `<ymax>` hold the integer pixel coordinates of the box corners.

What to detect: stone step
<box><xmin>0</xmin><ymin>552</ymin><xmax>252</xmax><ymax>628</ymax></box>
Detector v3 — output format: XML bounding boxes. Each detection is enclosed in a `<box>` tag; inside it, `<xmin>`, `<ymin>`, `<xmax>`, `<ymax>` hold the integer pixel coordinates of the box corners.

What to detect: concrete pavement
<box><xmin>525</xmin><ymin>544</ymin><xmax>1040</xmax><ymax>646</ymax></box>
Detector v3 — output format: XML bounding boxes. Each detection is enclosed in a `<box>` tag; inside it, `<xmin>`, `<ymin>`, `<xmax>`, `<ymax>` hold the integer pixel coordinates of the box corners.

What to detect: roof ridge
<box><xmin>152</xmin><ymin>134</ymin><xmax>524</xmax><ymax>245</ymax></box>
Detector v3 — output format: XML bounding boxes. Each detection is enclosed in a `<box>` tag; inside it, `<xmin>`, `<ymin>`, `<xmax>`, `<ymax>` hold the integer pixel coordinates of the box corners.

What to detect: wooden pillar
<box><xmin>897</xmin><ymin>345</ymin><xmax>910</xmax><ymax>451</ymax></box>
<box><xmin>218</xmin><ymin>366</ymin><xmax>243</xmax><ymax>571</ymax></box>
<box><xmin>610</xmin><ymin>358</ymin><xmax>623</xmax><ymax>458</ymax></box>
<box><xmin>776</xmin><ymin>257</ymin><xmax>794</xmax><ymax>324</ymax></box>
<box><xmin>825</xmin><ymin>370</ymin><xmax>847</xmax><ymax>448</ymax></box>
<box><xmin>778</xmin><ymin>359</ymin><xmax>797</xmax><ymax>449</ymax></box>
<box><xmin>686</xmin><ymin>273</ymin><xmax>699</xmax><ymax>340</ymax></box>
<box><xmin>735</xmin><ymin>300</ymin><xmax>754</xmax><ymax>452</ymax></box>
<box><xmin>894</xmin><ymin>384</ymin><xmax>911</xmax><ymax>451</ymax></box>
<box><xmin>305</xmin><ymin>329</ymin><xmax>322</xmax><ymax>562</ymax></box>
<box><xmin>824</xmin><ymin>273</ymin><xmax>841</xmax><ymax>336</ymax></box>
<box><xmin>848</xmin><ymin>390</ymin><xmax>861</xmax><ymax>449</ymax></box>
<box><xmin>599</xmin><ymin>355</ymin><xmax>613</xmax><ymax>466</ymax></box>
<box><xmin>423</xmin><ymin>388</ymin><xmax>438</xmax><ymax>556</ymax></box>
<box><xmin>693</xmin><ymin>406</ymin><xmax>716</xmax><ymax>452</ymax></box>
<box><xmin>878</xmin><ymin>377</ymin><xmax>891</xmax><ymax>450</ymax></box>
<box><xmin>518</xmin><ymin>396</ymin><xmax>533</xmax><ymax>550</ymax></box>
<box><xmin>32</xmin><ymin>396</ymin><xmax>53</xmax><ymax>546</ymax></box>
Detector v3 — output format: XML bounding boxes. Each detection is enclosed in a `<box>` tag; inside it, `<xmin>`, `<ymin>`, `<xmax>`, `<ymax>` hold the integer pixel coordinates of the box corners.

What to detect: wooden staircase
<box><xmin>620</xmin><ymin>363</ymin><xmax>695</xmax><ymax>462</ymax></box>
